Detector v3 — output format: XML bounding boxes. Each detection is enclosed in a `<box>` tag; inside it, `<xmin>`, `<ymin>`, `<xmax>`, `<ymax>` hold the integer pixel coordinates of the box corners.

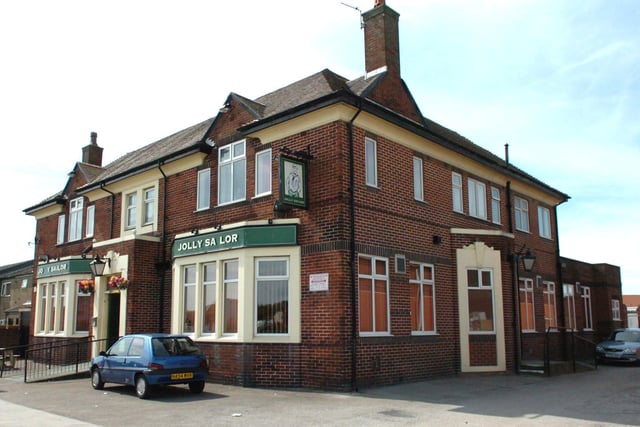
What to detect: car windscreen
<box><xmin>613</xmin><ymin>330</ymin><xmax>640</xmax><ymax>342</ymax></box>
<box><xmin>151</xmin><ymin>337</ymin><xmax>202</xmax><ymax>356</ymax></box>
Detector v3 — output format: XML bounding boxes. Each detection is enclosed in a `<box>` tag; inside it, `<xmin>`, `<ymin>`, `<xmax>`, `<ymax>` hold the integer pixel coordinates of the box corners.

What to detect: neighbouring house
<box><xmin>623</xmin><ymin>295</ymin><xmax>640</xmax><ymax>328</ymax></box>
<box><xmin>23</xmin><ymin>1</ymin><xmax>623</xmax><ymax>390</ymax></box>
<box><xmin>0</xmin><ymin>260</ymin><xmax>33</xmax><ymax>350</ymax></box>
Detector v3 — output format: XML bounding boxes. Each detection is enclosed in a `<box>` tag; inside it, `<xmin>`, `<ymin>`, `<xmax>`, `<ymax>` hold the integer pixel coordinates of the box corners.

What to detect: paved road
<box><xmin>0</xmin><ymin>364</ymin><xmax>638</xmax><ymax>426</ymax></box>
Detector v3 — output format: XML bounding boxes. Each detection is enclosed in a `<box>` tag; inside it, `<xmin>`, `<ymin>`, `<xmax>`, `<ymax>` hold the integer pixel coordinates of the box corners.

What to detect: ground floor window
<box><xmin>172</xmin><ymin>246</ymin><xmax>300</xmax><ymax>343</ymax></box>
<box><xmin>563</xmin><ymin>283</ymin><xmax>576</xmax><ymax>330</ymax></box>
<box><xmin>467</xmin><ymin>268</ymin><xmax>494</xmax><ymax>333</ymax></box>
<box><xmin>409</xmin><ymin>263</ymin><xmax>435</xmax><ymax>334</ymax></box>
<box><xmin>581</xmin><ymin>286</ymin><xmax>593</xmax><ymax>330</ymax></box>
<box><xmin>358</xmin><ymin>255</ymin><xmax>389</xmax><ymax>335</ymax></box>
<box><xmin>543</xmin><ymin>281</ymin><xmax>557</xmax><ymax>330</ymax></box>
<box><xmin>519</xmin><ymin>278</ymin><xmax>535</xmax><ymax>331</ymax></box>
<box><xmin>36</xmin><ymin>277</ymin><xmax>91</xmax><ymax>337</ymax></box>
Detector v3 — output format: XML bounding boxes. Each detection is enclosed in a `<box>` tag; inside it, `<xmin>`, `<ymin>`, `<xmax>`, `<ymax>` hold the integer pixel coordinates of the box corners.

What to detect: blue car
<box><xmin>90</xmin><ymin>333</ymin><xmax>208</xmax><ymax>399</ymax></box>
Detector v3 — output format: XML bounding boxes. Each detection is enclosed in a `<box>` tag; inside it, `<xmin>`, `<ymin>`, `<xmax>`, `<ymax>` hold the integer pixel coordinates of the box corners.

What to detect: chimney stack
<box><xmin>82</xmin><ymin>131</ymin><xmax>103</xmax><ymax>167</ymax></box>
<box><xmin>362</xmin><ymin>0</ymin><xmax>400</xmax><ymax>78</ymax></box>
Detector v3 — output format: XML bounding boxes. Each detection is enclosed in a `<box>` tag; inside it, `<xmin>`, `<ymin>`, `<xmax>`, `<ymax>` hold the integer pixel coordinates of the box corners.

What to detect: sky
<box><xmin>1</xmin><ymin>0</ymin><xmax>638</xmax><ymax>293</ymax></box>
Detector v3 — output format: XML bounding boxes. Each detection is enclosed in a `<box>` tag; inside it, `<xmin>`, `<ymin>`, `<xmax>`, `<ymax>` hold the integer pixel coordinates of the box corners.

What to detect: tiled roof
<box><xmin>623</xmin><ymin>295</ymin><xmax>640</xmax><ymax>307</ymax></box>
<box><xmin>83</xmin><ymin>117</ymin><xmax>214</xmax><ymax>187</ymax></box>
<box><xmin>0</xmin><ymin>260</ymin><xmax>33</xmax><ymax>278</ymax></box>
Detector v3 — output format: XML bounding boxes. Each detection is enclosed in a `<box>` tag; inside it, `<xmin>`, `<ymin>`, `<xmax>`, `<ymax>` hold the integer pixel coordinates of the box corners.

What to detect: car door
<box><xmin>120</xmin><ymin>336</ymin><xmax>146</xmax><ymax>385</ymax></box>
<box><xmin>102</xmin><ymin>336</ymin><xmax>133</xmax><ymax>384</ymax></box>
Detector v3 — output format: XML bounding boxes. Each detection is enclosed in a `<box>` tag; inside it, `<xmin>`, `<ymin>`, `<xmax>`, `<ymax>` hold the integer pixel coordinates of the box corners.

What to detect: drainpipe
<box><xmin>100</xmin><ymin>182</ymin><xmax>116</xmax><ymax>240</ymax></box>
<box><xmin>348</xmin><ymin>100</ymin><xmax>363</xmax><ymax>392</ymax></box>
<box><xmin>554</xmin><ymin>204</ymin><xmax>567</xmax><ymax>360</ymax></box>
<box><xmin>157</xmin><ymin>161</ymin><xmax>168</xmax><ymax>331</ymax></box>
<box><xmin>505</xmin><ymin>180</ymin><xmax>521</xmax><ymax>373</ymax></box>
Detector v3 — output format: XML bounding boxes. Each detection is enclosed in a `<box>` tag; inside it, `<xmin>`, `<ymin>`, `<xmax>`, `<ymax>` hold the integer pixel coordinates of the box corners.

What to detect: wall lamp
<box><xmin>510</xmin><ymin>246</ymin><xmax>536</xmax><ymax>272</ymax></box>
<box><xmin>89</xmin><ymin>254</ymin><xmax>110</xmax><ymax>277</ymax></box>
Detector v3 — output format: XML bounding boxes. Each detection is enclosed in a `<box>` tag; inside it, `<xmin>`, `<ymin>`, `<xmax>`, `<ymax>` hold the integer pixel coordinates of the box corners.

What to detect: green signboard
<box><xmin>37</xmin><ymin>259</ymin><xmax>93</xmax><ymax>278</ymax></box>
<box><xmin>172</xmin><ymin>225</ymin><xmax>297</xmax><ymax>258</ymax></box>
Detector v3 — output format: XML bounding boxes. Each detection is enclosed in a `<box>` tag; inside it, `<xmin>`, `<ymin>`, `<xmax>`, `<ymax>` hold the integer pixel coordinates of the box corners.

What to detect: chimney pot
<box><xmin>90</xmin><ymin>132</ymin><xmax>98</xmax><ymax>145</ymax></box>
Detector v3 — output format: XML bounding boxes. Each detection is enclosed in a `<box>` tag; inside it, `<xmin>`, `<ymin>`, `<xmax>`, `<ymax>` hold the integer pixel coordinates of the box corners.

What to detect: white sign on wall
<box><xmin>309</xmin><ymin>273</ymin><xmax>329</xmax><ymax>292</ymax></box>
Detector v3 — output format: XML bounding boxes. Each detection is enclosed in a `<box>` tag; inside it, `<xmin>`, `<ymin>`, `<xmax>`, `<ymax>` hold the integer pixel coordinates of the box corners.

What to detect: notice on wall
<box><xmin>309</xmin><ymin>273</ymin><xmax>329</xmax><ymax>292</ymax></box>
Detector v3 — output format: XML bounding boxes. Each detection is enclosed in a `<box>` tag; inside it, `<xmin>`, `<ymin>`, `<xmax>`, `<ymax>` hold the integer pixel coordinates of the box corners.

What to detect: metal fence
<box><xmin>1</xmin><ymin>337</ymin><xmax>109</xmax><ymax>382</ymax></box>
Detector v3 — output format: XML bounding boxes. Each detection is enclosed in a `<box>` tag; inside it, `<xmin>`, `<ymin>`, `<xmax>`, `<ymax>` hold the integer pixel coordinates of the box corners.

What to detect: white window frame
<box><xmin>255</xmin><ymin>149</ymin><xmax>272</xmax><ymax>197</ymax></box>
<box><xmin>68</xmin><ymin>197</ymin><xmax>83</xmax><ymax>241</ymax></box>
<box><xmin>171</xmin><ymin>245</ymin><xmax>301</xmax><ymax>344</ymax></box>
<box><xmin>57</xmin><ymin>214</ymin><xmax>66</xmax><ymax>244</ymax></box>
<box><xmin>413</xmin><ymin>156</ymin><xmax>424</xmax><ymax>202</ymax></box>
<box><xmin>519</xmin><ymin>278</ymin><xmax>535</xmax><ymax>332</ymax></box>
<box><xmin>563</xmin><ymin>284</ymin><xmax>576</xmax><ymax>330</ymax></box>
<box><xmin>409</xmin><ymin>263</ymin><xmax>436</xmax><ymax>334</ymax></box>
<box><xmin>196</xmin><ymin>168</ymin><xmax>211</xmax><ymax>211</ymax></box>
<box><xmin>75</xmin><ymin>289</ymin><xmax>92</xmax><ymax>334</ymax></box>
<box><xmin>452</xmin><ymin>172</ymin><xmax>463</xmax><ymax>213</ymax></box>
<box><xmin>121</xmin><ymin>183</ymin><xmax>159</xmax><ymax>235</ymax></box>
<box><xmin>538</xmin><ymin>206</ymin><xmax>552</xmax><ymax>239</ymax></box>
<box><xmin>468</xmin><ymin>178</ymin><xmax>487</xmax><ymax>219</ymax></box>
<box><xmin>543</xmin><ymin>281</ymin><xmax>557</xmax><ymax>331</ymax></box>
<box><xmin>467</xmin><ymin>268</ymin><xmax>495</xmax><ymax>334</ymax></box>
<box><xmin>35</xmin><ymin>279</ymin><xmax>88</xmax><ymax>337</ymax></box>
<box><xmin>514</xmin><ymin>196</ymin><xmax>530</xmax><ymax>232</ymax></box>
<box><xmin>365</xmin><ymin>137</ymin><xmax>378</xmax><ymax>187</ymax></box>
<box><xmin>143</xmin><ymin>187</ymin><xmax>155</xmax><ymax>225</ymax></box>
<box><xmin>218</xmin><ymin>140</ymin><xmax>247</xmax><ymax>205</ymax></box>
<box><xmin>1</xmin><ymin>282</ymin><xmax>9</xmax><ymax>297</ymax></box>
<box><xmin>581</xmin><ymin>286</ymin><xmax>593</xmax><ymax>330</ymax></box>
<box><xmin>612</xmin><ymin>299</ymin><xmax>621</xmax><ymax>321</ymax></box>
<box><xmin>85</xmin><ymin>205</ymin><xmax>95</xmax><ymax>238</ymax></box>
<box><xmin>358</xmin><ymin>255</ymin><xmax>390</xmax><ymax>336</ymax></box>
<box><xmin>255</xmin><ymin>257</ymin><xmax>289</xmax><ymax>336</ymax></box>
<box><xmin>491</xmin><ymin>187</ymin><xmax>501</xmax><ymax>224</ymax></box>
<box><xmin>125</xmin><ymin>192</ymin><xmax>137</xmax><ymax>230</ymax></box>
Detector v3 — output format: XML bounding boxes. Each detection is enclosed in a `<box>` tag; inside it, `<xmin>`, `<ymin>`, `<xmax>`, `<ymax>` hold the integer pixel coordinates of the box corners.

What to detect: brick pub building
<box><xmin>24</xmin><ymin>1</ymin><xmax>624</xmax><ymax>390</ymax></box>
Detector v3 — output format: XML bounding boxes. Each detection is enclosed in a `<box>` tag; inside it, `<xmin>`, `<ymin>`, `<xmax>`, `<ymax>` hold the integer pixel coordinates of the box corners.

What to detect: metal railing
<box><xmin>1</xmin><ymin>337</ymin><xmax>109</xmax><ymax>382</ymax></box>
<box><xmin>544</xmin><ymin>326</ymin><xmax>597</xmax><ymax>376</ymax></box>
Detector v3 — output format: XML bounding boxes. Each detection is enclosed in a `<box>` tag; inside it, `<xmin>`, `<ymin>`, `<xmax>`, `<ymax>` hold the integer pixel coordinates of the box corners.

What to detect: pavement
<box><xmin>0</xmin><ymin>364</ymin><xmax>639</xmax><ymax>426</ymax></box>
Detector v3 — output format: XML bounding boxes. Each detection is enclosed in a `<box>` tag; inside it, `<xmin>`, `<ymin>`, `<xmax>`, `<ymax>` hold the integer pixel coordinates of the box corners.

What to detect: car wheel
<box><xmin>91</xmin><ymin>368</ymin><xmax>104</xmax><ymax>390</ymax></box>
<box><xmin>135</xmin><ymin>374</ymin><xmax>151</xmax><ymax>399</ymax></box>
<box><xmin>188</xmin><ymin>381</ymin><xmax>205</xmax><ymax>394</ymax></box>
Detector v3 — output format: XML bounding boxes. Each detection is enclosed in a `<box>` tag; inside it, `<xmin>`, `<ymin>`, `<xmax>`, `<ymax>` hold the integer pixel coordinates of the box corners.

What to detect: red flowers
<box><xmin>78</xmin><ymin>279</ymin><xmax>95</xmax><ymax>294</ymax></box>
<box><xmin>108</xmin><ymin>275</ymin><xmax>129</xmax><ymax>290</ymax></box>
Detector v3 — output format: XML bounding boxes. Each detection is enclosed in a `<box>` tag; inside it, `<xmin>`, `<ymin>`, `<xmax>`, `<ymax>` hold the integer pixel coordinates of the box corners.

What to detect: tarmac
<box><xmin>0</xmin><ymin>364</ymin><xmax>639</xmax><ymax>426</ymax></box>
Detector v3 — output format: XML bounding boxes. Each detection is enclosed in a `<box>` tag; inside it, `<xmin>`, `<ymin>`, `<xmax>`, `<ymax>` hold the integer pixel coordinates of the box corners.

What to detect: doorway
<box><xmin>106</xmin><ymin>292</ymin><xmax>121</xmax><ymax>347</ymax></box>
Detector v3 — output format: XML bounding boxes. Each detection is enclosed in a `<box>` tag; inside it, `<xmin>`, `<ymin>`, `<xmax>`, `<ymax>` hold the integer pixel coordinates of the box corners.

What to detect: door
<box><xmin>106</xmin><ymin>293</ymin><xmax>121</xmax><ymax>348</ymax></box>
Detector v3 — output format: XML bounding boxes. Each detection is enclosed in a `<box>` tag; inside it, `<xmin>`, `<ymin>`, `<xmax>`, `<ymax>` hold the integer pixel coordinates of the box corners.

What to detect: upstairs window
<box><xmin>255</xmin><ymin>149</ymin><xmax>272</xmax><ymax>197</ymax></box>
<box><xmin>1</xmin><ymin>282</ymin><xmax>9</xmax><ymax>297</ymax></box>
<box><xmin>365</xmin><ymin>137</ymin><xmax>378</xmax><ymax>187</ymax></box>
<box><xmin>538</xmin><ymin>206</ymin><xmax>551</xmax><ymax>239</ymax></box>
<box><xmin>125</xmin><ymin>192</ymin><xmax>137</xmax><ymax>229</ymax></box>
<box><xmin>122</xmin><ymin>185</ymin><xmax>157</xmax><ymax>234</ymax></box>
<box><xmin>468</xmin><ymin>178</ymin><xmax>487</xmax><ymax>219</ymax></box>
<box><xmin>218</xmin><ymin>140</ymin><xmax>246</xmax><ymax>205</ymax></box>
<box><xmin>57</xmin><ymin>214</ymin><xmax>66</xmax><ymax>244</ymax></box>
<box><xmin>196</xmin><ymin>168</ymin><xmax>211</xmax><ymax>211</ymax></box>
<box><xmin>491</xmin><ymin>187</ymin><xmax>501</xmax><ymax>224</ymax></box>
<box><xmin>413</xmin><ymin>156</ymin><xmax>424</xmax><ymax>201</ymax></box>
<box><xmin>68</xmin><ymin>197</ymin><xmax>83</xmax><ymax>241</ymax></box>
<box><xmin>85</xmin><ymin>205</ymin><xmax>95</xmax><ymax>238</ymax></box>
<box><xmin>452</xmin><ymin>172</ymin><xmax>463</xmax><ymax>213</ymax></box>
<box><xmin>514</xmin><ymin>196</ymin><xmax>529</xmax><ymax>232</ymax></box>
<box><xmin>143</xmin><ymin>188</ymin><xmax>155</xmax><ymax>225</ymax></box>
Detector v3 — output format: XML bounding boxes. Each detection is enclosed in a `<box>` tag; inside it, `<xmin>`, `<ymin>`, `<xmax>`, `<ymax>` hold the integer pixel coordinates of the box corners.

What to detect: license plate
<box><xmin>606</xmin><ymin>352</ymin><xmax>621</xmax><ymax>358</ymax></box>
<box><xmin>171</xmin><ymin>372</ymin><xmax>194</xmax><ymax>380</ymax></box>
